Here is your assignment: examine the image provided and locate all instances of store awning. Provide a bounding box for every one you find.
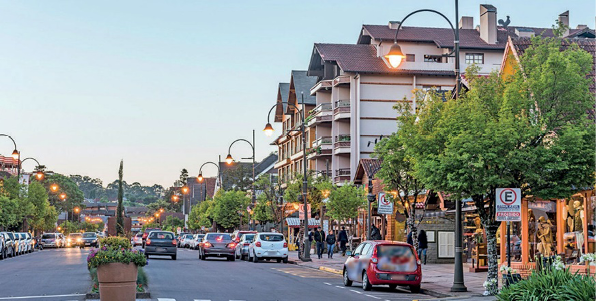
[285,218,320,228]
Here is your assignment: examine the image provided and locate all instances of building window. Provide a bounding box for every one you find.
[438,231,455,258]
[406,54,415,62]
[465,53,484,64]
[424,55,443,63]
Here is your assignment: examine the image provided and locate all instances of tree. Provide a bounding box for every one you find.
[403,37,595,293]
[326,184,365,231]
[116,160,125,235]
[161,216,184,232]
[44,173,85,218]
[26,181,55,235]
[253,194,275,224]
[212,190,250,230]
[374,98,427,250]
[283,171,328,213]
[179,169,189,186]
[222,163,253,191]
[0,196,19,230]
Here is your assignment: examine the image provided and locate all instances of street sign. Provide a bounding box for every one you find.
[496,188,521,222]
[298,204,311,220]
[377,192,393,215]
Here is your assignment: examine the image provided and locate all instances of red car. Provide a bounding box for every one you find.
[343,240,421,293]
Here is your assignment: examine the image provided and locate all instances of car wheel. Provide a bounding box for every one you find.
[362,272,372,291]
[230,255,236,262]
[252,252,259,263]
[343,269,353,287]
[389,284,397,290]
[283,257,288,264]
[409,285,421,293]
[276,258,282,263]
[172,255,177,260]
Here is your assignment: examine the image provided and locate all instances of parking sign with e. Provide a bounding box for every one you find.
[496,188,521,221]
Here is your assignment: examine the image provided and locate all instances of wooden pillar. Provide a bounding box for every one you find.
[500,221,506,264]
[556,199,565,255]
[521,199,529,264]
[583,191,591,254]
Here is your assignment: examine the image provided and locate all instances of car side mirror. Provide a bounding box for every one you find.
[346,251,353,257]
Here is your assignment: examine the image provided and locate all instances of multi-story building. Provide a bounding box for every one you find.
[272,70,318,186]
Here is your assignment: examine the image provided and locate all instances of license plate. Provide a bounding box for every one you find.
[157,248,166,252]
[390,274,407,281]
[85,243,91,246]
[267,251,277,255]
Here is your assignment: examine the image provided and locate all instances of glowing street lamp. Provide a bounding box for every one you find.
[225,154,234,165]
[35,171,44,180]
[171,195,179,202]
[159,208,164,213]
[74,207,80,213]
[384,43,405,68]
[263,123,274,137]
[11,149,19,160]
[59,192,67,200]
[50,184,59,192]
[181,186,189,194]
[197,172,204,183]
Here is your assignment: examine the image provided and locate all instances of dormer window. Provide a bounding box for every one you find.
[465,53,484,64]
[406,54,415,62]
[424,55,443,63]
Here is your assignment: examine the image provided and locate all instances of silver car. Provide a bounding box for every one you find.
[41,233,61,248]
[190,234,205,250]
[235,233,255,260]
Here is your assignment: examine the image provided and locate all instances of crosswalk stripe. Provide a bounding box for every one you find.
[158,299,177,301]
[194,300,211,301]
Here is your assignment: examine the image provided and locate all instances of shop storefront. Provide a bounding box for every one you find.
[498,189,595,277]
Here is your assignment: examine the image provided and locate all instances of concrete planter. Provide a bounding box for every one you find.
[97,263,137,301]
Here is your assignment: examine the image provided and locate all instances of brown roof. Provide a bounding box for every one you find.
[313,43,455,76]
[511,38,596,120]
[353,158,383,183]
[361,25,507,50]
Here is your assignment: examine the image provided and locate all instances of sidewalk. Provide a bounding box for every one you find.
[288,251,496,300]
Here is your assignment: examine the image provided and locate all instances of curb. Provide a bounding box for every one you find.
[419,289,452,298]
[319,266,343,275]
[85,292,150,299]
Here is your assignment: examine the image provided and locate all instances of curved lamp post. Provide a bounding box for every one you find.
[384,0,465,292]
[198,161,221,202]
[21,157,44,181]
[264,93,310,261]
[226,131,256,222]
[0,134,20,178]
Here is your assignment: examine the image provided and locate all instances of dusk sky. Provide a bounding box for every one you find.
[1,0,593,187]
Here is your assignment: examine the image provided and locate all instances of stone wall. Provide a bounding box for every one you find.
[418,216,455,264]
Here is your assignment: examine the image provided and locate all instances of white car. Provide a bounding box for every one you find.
[248,232,289,263]
[131,233,143,246]
[190,234,205,250]
[180,234,195,248]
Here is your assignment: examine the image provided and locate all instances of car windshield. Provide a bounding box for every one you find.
[149,232,174,239]
[260,234,284,241]
[185,234,193,238]
[243,234,255,241]
[42,234,55,239]
[375,245,417,272]
[206,234,231,241]
[83,233,96,238]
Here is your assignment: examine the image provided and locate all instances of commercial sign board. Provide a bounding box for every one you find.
[496,188,521,222]
[299,204,311,220]
[377,192,394,215]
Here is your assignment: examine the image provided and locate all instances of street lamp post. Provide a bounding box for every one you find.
[384,0,466,292]
[264,93,310,261]
[21,157,44,181]
[226,130,256,229]
[0,134,20,178]
[198,161,221,202]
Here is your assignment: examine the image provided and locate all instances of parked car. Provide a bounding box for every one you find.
[1,232,16,257]
[14,233,25,255]
[145,231,177,260]
[176,232,190,247]
[343,241,421,293]
[67,233,84,248]
[41,233,60,248]
[0,232,5,259]
[21,233,34,253]
[235,233,255,260]
[82,232,99,247]
[180,234,195,248]
[231,230,257,243]
[198,233,236,261]
[190,234,205,250]
[131,233,143,247]
[248,232,288,263]
[142,228,161,248]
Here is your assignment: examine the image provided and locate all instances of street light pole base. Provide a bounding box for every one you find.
[450,284,468,292]
[299,256,312,262]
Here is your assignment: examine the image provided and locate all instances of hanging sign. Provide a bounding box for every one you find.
[496,188,521,222]
[377,192,393,215]
[298,204,311,220]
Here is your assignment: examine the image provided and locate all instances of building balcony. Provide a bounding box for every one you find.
[274,157,291,169]
[312,136,332,148]
[334,134,351,154]
[290,150,304,161]
[313,170,332,179]
[307,147,332,160]
[334,100,350,120]
[306,103,333,127]
[334,168,351,183]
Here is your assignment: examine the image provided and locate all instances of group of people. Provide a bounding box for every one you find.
[304,227,349,259]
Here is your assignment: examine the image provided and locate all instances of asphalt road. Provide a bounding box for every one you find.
[145,248,426,301]
[0,247,89,300]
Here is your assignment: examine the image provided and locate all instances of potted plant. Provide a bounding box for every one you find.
[580,253,596,276]
[87,237,147,301]
[500,264,521,287]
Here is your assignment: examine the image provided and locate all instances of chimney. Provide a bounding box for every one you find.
[479,4,497,44]
[558,11,569,36]
[459,16,474,29]
[576,25,588,30]
[515,28,535,38]
[388,21,400,30]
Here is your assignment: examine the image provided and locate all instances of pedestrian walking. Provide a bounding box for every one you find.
[418,229,428,265]
[371,224,382,240]
[326,230,336,258]
[314,228,324,259]
[338,226,348,256]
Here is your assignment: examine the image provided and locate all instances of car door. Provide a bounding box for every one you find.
[359,243,374,280]
[347,243,367,281]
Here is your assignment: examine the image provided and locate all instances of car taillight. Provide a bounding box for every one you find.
[172,240,177,245]
[283,242,287,248]
[256,241,261,247]
[146,239,151,245]
[204,242,212,248]
[243,243,249,246]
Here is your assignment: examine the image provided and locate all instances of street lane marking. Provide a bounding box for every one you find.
[350,289,363,294]
[0,294,86,300]
[194,300,211,301]
[365,295,380,299]
[324,282,332,285]
[158,299,177,301]
[335,285,345,289]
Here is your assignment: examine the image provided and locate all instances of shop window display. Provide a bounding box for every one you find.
[528,202,556,261]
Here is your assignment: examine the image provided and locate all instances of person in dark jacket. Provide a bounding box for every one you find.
[338,227,348,256]
[418,230,428,265]
[407,230,413,246]
[313,228,324,259]
[326,230,336,258]
[371,224,382,240]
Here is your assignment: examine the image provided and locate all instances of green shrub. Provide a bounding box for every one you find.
[497,268,595,301]
[99,237,131,250]
[87,247,146,269]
